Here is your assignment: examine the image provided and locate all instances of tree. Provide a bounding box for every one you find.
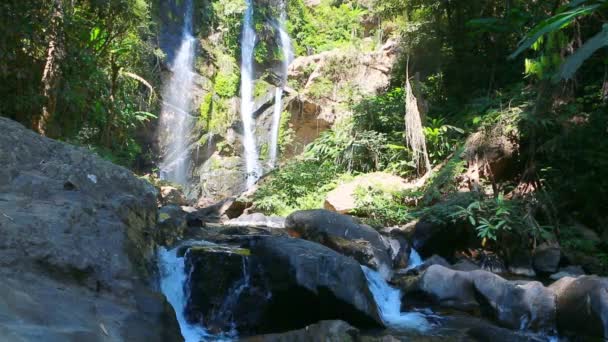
[33,0,65,136]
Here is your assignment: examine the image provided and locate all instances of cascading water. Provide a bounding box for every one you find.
[158,247,209,342]
[158,0,196,186]
[362,266,432,332]
[268,3,294,168]
[407,248,423,270]
[240,0,262,188]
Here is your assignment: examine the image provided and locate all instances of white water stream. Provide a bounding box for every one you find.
[268,3,293,168]
[159,0,196,186]
[362,266,432,332]
[240,0,262,189]
[158,247,209,342]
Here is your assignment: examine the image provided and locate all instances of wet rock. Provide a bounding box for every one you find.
[0,117,180,341]
[471,270,556,332]
[244,320,359,342]
[184,245,270,335]
[157,205,187,246]
[508,252,536,277]
[389,235,411,269]
[550,275,608,339]
[401,265,556,332]
[533,245,562,274]
[246,236,384,330]
[285,210,392,275]
[408,265,479,312]
[183,236,383,335]
[159,186,188,206]
[549,265,585,281]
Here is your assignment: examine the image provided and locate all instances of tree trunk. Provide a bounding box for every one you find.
[34,0,65,136]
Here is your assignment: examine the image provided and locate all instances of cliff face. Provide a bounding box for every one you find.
[152,0,399,202]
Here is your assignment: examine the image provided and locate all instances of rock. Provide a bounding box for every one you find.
[533,244,562,274]
[0,117,180,341]
[246,236,384,330]
[401,265,556,332]
[184,245,270,335]
[226,213,286,229]
[285,210,392,275]
[411,219,476,259]
[508,252,536,277]
[159,186,188,206]
[243,320,360,342]
[452,259,481,272]
[183,236,383,335]
[409,255,452,274]
[187,197,251,224]
[470,270,556,332]
[549,275,608,339]
[549,265,585,281]
[157,205,187,246]
[324,172,411,214]
[409,265,479,312]
[388,235,411,269]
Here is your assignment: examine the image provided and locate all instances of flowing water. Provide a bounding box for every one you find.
[268,3,293,168]
[240,0,262,188]
[159,0,196,186]
[361,266,432,332]
[158,247,209,342]
[407,248,423,270]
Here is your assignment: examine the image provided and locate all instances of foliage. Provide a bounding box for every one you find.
[452,194,554,247]
[0,0,159,167]
[353,186,413,228]
[287,0,366,55]
[253,159,343,216]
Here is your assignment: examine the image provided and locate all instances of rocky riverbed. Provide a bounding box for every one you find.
[3,116,608,342]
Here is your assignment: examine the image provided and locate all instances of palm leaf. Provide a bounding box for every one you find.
[557,24,608,80]
[509,4,602,59]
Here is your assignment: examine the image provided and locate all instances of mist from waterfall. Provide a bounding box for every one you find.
[240,0,261,189]
[159,0,196,187]
[268,3,294,168]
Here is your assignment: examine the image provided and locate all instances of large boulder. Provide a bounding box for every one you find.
[470,270,555,332]
[246,237,383,330]
[184,245,270,335]
[157,205,187,246]
[549,276,608,339]
[400,265,556,332]
[285,210,393,275]
[182,236,383,336]
[0,117,181,341]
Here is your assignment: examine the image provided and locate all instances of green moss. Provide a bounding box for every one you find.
[214,71,239,98]
[254,79,271,98]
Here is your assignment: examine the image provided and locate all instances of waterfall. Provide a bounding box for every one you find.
[159,0,196,187]
[158,247,209,342]
[240,0,261,188]
[362,266,431,332]
[407,248,423,270]
[268,4,293,168]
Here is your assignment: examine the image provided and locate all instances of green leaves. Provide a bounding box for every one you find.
[558,24,608,80]
[510,3,602,60]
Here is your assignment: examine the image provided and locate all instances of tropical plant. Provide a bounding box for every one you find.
[510,0,608,81]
